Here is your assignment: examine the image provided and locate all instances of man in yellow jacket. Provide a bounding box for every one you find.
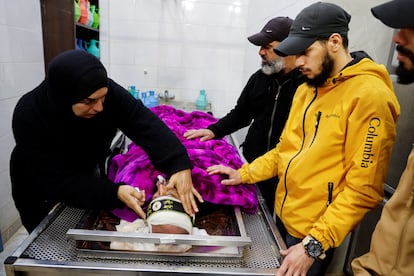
[207,2,400,275]
[352,0,414,275]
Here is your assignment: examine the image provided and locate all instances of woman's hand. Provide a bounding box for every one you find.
[117,185,146,219]
[167,169,203,215]
[206,164,242,185]
[184,129,215,141]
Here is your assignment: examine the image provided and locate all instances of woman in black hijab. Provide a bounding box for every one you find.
[10,50,202,233]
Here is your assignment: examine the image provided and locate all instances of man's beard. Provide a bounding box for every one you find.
[395,45,414,84]
[261,57,285,75]
[304,51,334,88]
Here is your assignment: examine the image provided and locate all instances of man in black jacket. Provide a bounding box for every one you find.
[10,50,202,233]
[184,17,304,210]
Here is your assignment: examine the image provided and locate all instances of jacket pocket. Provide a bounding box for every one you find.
[326,182,333,206]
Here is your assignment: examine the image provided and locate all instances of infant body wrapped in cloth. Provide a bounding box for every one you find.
[110,177,203,252]
[108,105,258,252]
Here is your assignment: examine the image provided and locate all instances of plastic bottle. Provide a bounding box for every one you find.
[85,39,100,59]
[74,0,81,22]
[92,7,100,29]
[88,4,95,27]
[0,231,3,252]
[196,89,208,110]
[128,86,139,100]
[79,0,89,25]
[141,91,148,107]
[147,90,159,108]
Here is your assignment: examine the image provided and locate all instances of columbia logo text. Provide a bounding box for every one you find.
[361,118,380,168]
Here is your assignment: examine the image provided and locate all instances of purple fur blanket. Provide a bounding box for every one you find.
[108,105,258,221]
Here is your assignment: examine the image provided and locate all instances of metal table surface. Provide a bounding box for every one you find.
[4,196,285,276]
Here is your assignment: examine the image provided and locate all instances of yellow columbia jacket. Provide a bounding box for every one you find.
[239,53,400,251]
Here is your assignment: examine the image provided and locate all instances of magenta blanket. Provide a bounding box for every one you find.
[108,105,258,221]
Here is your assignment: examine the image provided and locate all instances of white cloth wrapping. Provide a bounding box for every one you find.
[146,195,194,235]
[109,218,208,252]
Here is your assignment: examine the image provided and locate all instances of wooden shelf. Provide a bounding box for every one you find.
[40,0,100,73]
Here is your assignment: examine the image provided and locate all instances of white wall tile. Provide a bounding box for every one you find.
[108,0,138,20]
[0,27,43,63]
[0,0,42,239]
[0,134,14,174]
[158,43,183,68]
[2,0,42,31]
[0,63,44,99]
[0,98,18,138]
[180,68,204,90]
[110,40,138,65]
[158,67,187,89]
[0,0,6,25]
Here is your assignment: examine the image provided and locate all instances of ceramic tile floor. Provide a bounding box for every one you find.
[0,227,29,276]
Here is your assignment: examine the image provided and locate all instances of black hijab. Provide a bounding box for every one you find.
[47,50,108,110]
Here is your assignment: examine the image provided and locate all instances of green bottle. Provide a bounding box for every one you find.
[196,89,208,110]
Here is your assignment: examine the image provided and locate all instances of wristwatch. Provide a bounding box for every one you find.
[302,235,326,260]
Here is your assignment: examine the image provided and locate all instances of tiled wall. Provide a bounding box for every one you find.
[0,0,394,244]
[0,0,44,242]
[101,0,393,117]
[100,0,251,117]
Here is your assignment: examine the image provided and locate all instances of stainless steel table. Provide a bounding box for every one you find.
[4,197,285,276]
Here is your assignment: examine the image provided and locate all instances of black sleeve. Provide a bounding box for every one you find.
[208,72,259,138]
[107,80,192,176]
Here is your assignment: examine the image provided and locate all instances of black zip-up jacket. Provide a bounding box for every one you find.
[208,68,304,162]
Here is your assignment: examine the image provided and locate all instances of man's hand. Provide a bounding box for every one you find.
[184,129,215,141]
[167,169,203,215]
[206,164,242,185]
[117,185,146,219]
[276,242,314,276]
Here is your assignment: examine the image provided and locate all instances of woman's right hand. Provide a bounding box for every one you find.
[117,185,146,219]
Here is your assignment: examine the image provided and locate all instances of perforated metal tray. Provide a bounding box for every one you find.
[67,204,251,261]
[5,197,286,276]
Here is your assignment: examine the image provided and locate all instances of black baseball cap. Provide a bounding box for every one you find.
[248,16,293,46]
[275,2,351,57]
[371,0,414,28]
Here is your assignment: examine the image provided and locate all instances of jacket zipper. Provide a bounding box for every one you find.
[280,89,318,218]
[267,78,291,151]
[309,111,322,147]
[326,182,333,206]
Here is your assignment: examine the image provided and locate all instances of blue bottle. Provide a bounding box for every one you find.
[141,91,148,107]
[196,89,208,110]
[0,231,3,252]
[147,90,159,108]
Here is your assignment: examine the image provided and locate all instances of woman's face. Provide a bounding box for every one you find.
[71,87,107,118]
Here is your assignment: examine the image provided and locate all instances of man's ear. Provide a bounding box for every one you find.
[328,33,343,53]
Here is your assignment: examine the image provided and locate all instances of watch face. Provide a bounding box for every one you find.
[306,240,323,258]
